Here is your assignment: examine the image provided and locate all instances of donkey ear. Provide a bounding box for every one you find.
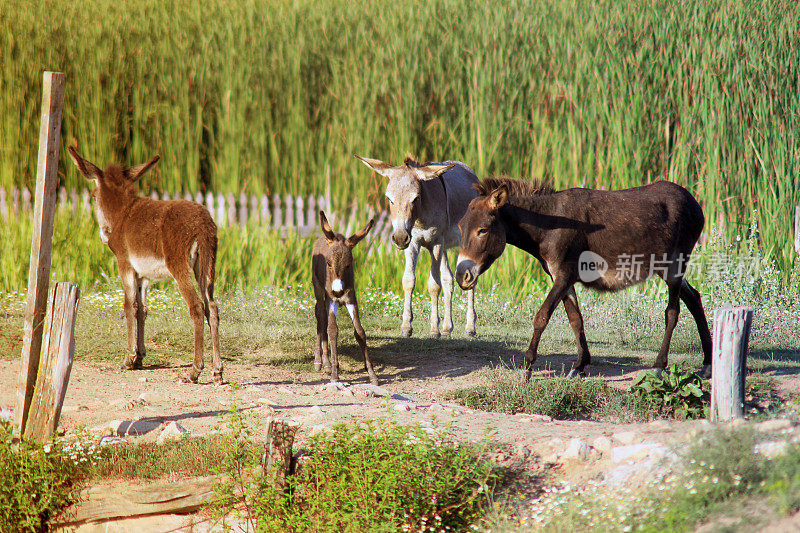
[319,210,337,243]
[487,185,508,211]
[124,155,160,182]
[345,217,375,248]
[67,145,103,182]
[355,155,395,179]
[418,163,455,180]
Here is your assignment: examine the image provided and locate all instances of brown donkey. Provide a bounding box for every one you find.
[455,177,713,380]
[68,146,222,383]
[312,211,377,385]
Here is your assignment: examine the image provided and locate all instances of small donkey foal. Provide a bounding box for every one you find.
[312,211,377,385]
[68,145,222,383]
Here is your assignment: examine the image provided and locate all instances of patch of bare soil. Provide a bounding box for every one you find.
[1,349,798,532]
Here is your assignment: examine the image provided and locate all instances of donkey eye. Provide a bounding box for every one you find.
[476,228,488,237]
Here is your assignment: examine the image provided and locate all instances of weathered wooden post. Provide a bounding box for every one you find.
[24,283,80,441]
[14,71,65,437]
[711,307,753,422]
[794,206,799,257]
[261,419,300,491]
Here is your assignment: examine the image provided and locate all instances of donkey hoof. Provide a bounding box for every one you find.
[440,330,452,338]
[429,332,441,339]
[566,368,586,379]
[314,362,323,372]
[696,365,712,380]
[465,329,477,338]
[400,328,413,338]
[212,372,224,385]
[188,372,200,384]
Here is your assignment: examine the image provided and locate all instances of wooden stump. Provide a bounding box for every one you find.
[261,419,300,490]
[24,282,80,441]
[711,307,753,422]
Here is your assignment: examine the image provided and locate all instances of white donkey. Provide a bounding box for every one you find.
[356,155,479,337]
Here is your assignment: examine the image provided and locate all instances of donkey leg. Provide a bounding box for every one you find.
[134,278,150,367]
[439,247,455,337]
[119,265,140,370]
[523,278,572,380]
[314,298,330,372]
[680,279,713,376]
[327,301,340,382]
[346,299,378,385]
[465,287,477,337]
[400,242,420,337]
[655,279,682,370]
[204,285,223,383]
[562,287,590,376]
[173,271,206,383]
[427,245,443,338]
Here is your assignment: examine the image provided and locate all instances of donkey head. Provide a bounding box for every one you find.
[355,155,453,249]
[68,145,160,244]
[455,185,509,290]
[319,210,375,299]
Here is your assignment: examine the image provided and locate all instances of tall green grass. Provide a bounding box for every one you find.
[0,0,798,268]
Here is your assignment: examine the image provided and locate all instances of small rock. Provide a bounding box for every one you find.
[532,414,554,423]
[0,407,13,421]
[648,419,671,430]
[138,392,162,403]
[138,376,148,383]
[730,418,748,427]
[592,436,614,454]
[611,442,666,463]
[310,424,330,437]
[340,388,354,397]
[757,419,794,433]
[320,382,349,392]
[612,431,639,445]
[99,435,125,447]
[429,403,445,412]
[277,386,294,394]
[157,422,188,444]
[308,405,323,416]
[351,384,392,397]
[754,440,788,458]
[393,403,413,412]
[391,393,419,402]
[562,438,595,461]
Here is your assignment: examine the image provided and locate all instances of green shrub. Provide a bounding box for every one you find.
[447,368,655,422]
[0,421,96,532]
[631,363,710,419]
[254,420,499,533]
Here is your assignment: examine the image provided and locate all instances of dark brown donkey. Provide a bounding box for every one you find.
[312,211,378,385]
[455,177,713,379]
[68,146,222,383]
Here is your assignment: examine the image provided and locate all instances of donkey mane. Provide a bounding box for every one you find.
[404,156,425,168]
[474,176,555,197]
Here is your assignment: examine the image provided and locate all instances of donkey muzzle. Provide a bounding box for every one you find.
[455,257,479,290]
[392,229,411,249]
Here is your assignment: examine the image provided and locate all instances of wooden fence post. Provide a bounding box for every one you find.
[711,307,753,422]
[261,419,300,490]
[23,283,80,442]
[14,71,65,437]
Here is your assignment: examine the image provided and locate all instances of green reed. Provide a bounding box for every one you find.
[0,0,798,271]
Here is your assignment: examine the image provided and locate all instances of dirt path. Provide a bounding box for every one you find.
[0,354,704,466]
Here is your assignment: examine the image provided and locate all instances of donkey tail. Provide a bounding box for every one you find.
[194,229,218,309]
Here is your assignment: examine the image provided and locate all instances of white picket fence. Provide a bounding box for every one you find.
[0,186,395,250]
